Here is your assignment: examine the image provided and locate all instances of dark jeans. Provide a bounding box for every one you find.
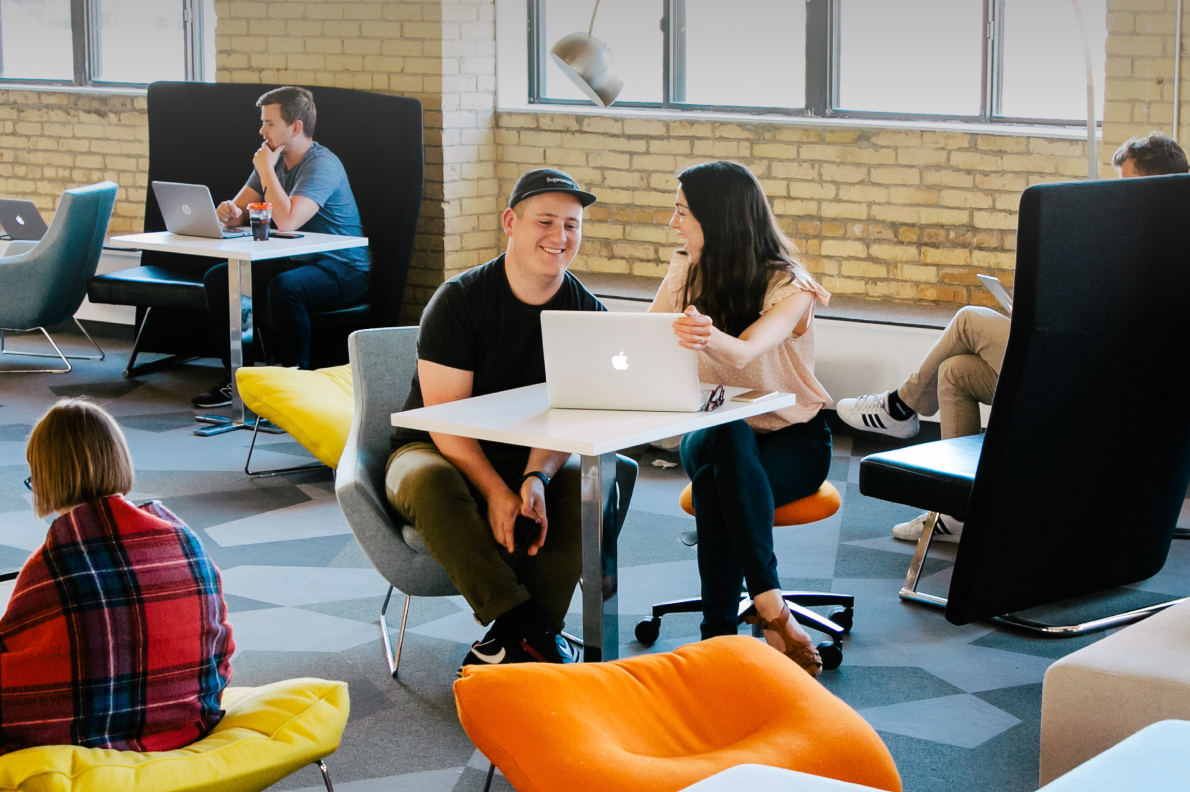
[203,257,368,370]
[680,414,832,640]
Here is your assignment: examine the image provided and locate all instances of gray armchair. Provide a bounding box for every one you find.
[336,326,638,679]
[0,181,117,373]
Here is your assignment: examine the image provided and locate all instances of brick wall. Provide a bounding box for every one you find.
[1102,0,1189,165]
[494,115,1092,306]
[214,0,497,321]
[9,3,1178,316]
[0,90,147,234]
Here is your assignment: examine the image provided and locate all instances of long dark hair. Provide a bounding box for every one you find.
[678,161,802,338]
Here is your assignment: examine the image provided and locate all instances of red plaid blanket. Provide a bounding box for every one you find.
[0,496,234,753]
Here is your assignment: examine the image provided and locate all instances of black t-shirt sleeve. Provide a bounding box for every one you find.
[416,281,479,372]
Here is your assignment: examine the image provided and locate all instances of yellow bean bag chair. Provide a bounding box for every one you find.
[454,636,900,792]
[0,678,349,792]
[237,366,354,468]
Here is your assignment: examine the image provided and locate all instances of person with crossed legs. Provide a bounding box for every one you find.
[836,131,1189,544]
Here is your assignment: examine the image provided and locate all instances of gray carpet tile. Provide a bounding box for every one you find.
[2,333,1188,792]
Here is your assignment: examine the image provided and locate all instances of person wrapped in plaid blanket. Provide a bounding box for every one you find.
[0,399,234,754]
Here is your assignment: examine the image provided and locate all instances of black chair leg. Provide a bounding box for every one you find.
[123,307,198,379]
[482,761,496,792]
[637,591,854,654]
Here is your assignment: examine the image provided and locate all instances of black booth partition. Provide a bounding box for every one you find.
[132,81,424,364]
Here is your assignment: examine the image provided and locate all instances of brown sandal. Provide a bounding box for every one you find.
[744,603,824,677]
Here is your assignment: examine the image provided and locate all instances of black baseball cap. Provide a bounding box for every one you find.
[508,168,597,209]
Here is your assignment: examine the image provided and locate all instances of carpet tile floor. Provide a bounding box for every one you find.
[1,325,1188,792]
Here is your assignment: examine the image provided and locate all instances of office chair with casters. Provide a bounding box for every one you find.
[0,181,117,374]
[635,481,853,670]
[860,175,1190,635]
[335,327,639,678]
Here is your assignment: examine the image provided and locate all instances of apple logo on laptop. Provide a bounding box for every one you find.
[611,352,628,371]
[14,215,24,226]
[182,204,192,215]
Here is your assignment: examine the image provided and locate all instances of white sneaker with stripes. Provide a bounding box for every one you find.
[892,512,964,544]
[836,392,920,439]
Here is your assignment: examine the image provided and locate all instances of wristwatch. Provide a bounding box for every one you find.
[520,471,551,488]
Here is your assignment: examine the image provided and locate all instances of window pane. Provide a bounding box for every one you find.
[543,0,663,104]
[0,0,73,81]
[683,0,805,109]
[94,0,184,83]
[1000,0,1106,121]
[838,0,983,116]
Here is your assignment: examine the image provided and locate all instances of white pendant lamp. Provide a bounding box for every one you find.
[549,0,624,107]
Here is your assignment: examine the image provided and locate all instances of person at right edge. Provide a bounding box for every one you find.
[649,161,833,677]
[836,131,1189,546]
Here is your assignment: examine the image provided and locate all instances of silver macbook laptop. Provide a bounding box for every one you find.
[541,311,705,411]
[152,181,250,239]
[0,199,48,241]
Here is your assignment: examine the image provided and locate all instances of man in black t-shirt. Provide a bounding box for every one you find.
[387,169,610,669]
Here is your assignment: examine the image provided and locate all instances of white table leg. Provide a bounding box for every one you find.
[195,254,258,436]
[580,452,619,661]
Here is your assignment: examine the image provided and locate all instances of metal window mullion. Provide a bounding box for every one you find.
[665,0,686,107]
[987,0,1006,121]
[805,0,832,116]
[184,0,204,82]
[527,0,545,102]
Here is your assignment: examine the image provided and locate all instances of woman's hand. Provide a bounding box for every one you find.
[673,305,715,350]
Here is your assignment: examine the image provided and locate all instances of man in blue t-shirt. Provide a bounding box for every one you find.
[194,86,368,408]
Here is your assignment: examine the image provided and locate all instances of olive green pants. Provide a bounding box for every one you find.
[384,442,582,631]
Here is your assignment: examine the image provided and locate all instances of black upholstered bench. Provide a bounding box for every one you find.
[87,263,208,378]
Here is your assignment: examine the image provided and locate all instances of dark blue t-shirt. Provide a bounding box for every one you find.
[246,141,368,271]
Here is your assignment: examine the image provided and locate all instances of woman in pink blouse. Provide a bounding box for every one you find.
[648,161,833,676]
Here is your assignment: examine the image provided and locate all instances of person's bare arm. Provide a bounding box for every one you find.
[673,290,816,370]
[648,273,675,313]
[518,448,573,556]
[216,185,261,228]
[250,143,321,231]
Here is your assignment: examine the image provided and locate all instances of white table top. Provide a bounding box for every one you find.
[390,384,797,456]
[109,231,368,261]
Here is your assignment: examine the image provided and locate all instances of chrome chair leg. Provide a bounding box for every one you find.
[316,759,335,791]
[380,585,411,680]
[898,511,1186,634]
[0,327,71,372]
[243,416,328,477]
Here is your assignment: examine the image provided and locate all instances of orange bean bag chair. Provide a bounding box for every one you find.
[454,635,901,792]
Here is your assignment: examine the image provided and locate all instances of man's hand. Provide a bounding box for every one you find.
[519,477,549,556]
[486,485,522,554]
[252,141,285,175]
[216,200,243,227]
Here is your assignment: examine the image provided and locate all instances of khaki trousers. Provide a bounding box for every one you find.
[384,442,582,631]
[898,306,1010,440]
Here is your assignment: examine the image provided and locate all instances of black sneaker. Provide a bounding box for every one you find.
[192,379,233,409]
[519,627,578,664]
[459,628,533,674]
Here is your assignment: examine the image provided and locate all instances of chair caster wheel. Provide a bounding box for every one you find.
[679,531,698,547]
[635,618,661,645]
[828,607,853,633]
[818,642,843,671]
